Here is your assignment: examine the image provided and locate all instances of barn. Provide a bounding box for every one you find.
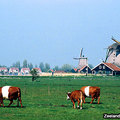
[92,62,120,75]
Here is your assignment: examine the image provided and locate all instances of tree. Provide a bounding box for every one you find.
[12,61,21,70]
[53,66,59,71]
[15,61,21,70]
[30,69,39,81]
[35,64,38,68]
[61,64,72,72]
[23,59,28,68]
[28,63,33,70]
[45,63,50,72]
[39,62,44,72]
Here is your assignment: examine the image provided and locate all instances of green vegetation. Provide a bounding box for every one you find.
[30,69,39,81]
[0,76,120,120]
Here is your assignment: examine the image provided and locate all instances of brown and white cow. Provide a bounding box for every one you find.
[80,86,100,104]
[0,86,22,107]
[67,90,83,109]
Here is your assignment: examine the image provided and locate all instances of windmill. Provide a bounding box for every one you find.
[105,37,120,67]
[74,48,88,69]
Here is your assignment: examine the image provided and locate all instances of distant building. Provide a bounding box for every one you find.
[33,68,42,73]
[74,48,88,69]
[21,68,30,75]
[54,71,65,73]
[71,68,78,73]
[92,62,120,75]
[0,67,8,75]
[48,69,54,73]
[105,37,120,67]
[71,66,92,74]
[9,68,19,75]
[78,65,92,74]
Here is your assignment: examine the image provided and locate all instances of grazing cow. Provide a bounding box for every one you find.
[80,86,100,104]
[0,86,22,107]
[67,90,83,109]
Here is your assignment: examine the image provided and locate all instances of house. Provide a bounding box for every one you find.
[71,68,78,73]
[48,69,54,73]
[54,71,65,73]
[71,66,92,74]
[9,68,19,75]
[92,62,120,75]
[78,65,92,74]
[21,68,30,75]
[33,68,42,73]
[0,67,8,75]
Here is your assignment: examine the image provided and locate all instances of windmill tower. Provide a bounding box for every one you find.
[74,48,88,69]
[105,37,120,67]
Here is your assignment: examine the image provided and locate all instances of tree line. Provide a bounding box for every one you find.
[0,59,74,72]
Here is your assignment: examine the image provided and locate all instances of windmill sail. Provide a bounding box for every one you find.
[80,48,83,57]
[112,37,120,45]
[74,48,88,69]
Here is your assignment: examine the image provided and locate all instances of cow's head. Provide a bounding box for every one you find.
[66,92,71,100]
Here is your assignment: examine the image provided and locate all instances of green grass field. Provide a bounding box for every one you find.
[0,76,120,120]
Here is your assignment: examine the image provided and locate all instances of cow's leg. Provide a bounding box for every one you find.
[18,97,22,108]
[83,95,86,103]
[71,100,75,109]
[0,98,4,107]
[97,96,100,104]
[8,100,13,107]
[17,99,19,107]
[80,93,83,109]
[95,97,97,101]
[0,98,2,107]
[77,99,80,108]
[90,97,94,104]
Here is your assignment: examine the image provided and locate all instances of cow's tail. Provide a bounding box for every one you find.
[96,87,100,104]
[17,88,23,107]
[96,87,100,97]
[18,88,21,98]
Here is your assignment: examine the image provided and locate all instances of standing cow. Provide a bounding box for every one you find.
[80,86,100,104]
[0,86,22,107]
[67,90,83,109]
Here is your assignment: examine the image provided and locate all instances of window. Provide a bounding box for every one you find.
[103,65,105,69]
[99,65,102,69]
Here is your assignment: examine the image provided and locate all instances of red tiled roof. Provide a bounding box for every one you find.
[79,65,86,71]
[0,67,8,72]
[33,68,41,72]
[49,69,54,72]
[73,68,77,72]
[21,68,30,73]
[9,68,19,72]
[55,71,65,73]
[104,63,120,71]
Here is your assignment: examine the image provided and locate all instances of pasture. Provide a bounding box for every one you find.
[0,76,120,120]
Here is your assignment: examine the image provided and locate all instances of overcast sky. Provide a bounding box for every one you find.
[0,0,120,68]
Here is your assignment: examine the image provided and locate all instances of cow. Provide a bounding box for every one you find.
[67,90,83,109]
[0,86,22,107]
[80,86,100,104]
